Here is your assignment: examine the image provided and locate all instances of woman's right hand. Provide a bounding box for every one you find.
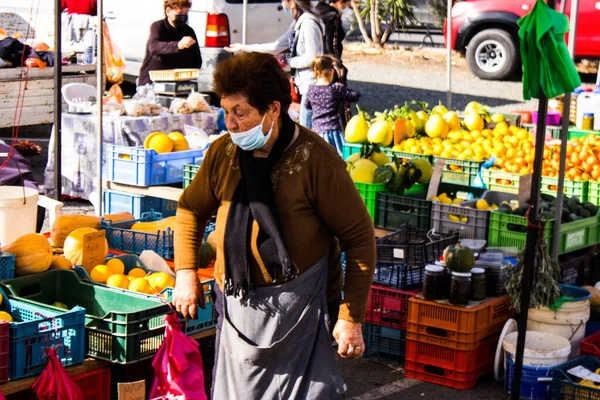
[224,43,243,53]
[173,269,205,320]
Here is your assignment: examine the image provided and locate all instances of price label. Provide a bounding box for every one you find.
[81,230,107,272]
[426,158,445,201]
[393,248,405,260]
[518,174,532,205]
[118,380,145,400]
[565,230,585,250]
[568,366,600,383]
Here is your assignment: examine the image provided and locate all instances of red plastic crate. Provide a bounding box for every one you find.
[365,285,420,330]
[581,330,600,358]
[405,335,499,373]
[0,321,8,384]
[73,367,111,400]
[404,360,492,390]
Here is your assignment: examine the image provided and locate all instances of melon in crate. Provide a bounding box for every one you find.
[1,233,52,276]
[63,228,109,273]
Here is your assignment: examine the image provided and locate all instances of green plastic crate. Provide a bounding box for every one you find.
[355,182,386,221]
[1,270,174,364]
[487,211,600,255]
[183,163,200,189]
[480,169,520,194]
[566,128,600,139]
[589,181,600,206]
[342,143,432,163]
[432,157,483,187]
[375,192,431,231]
[481,169,589,201]
[540,177,588,202]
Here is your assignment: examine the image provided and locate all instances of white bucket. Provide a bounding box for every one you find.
[503,331,571,367]
[527,298,590,358]
[0,186,39,246]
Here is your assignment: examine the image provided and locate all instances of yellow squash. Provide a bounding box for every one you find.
[2,233,52,276]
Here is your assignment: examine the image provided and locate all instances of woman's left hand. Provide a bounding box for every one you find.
[332,319,365,359]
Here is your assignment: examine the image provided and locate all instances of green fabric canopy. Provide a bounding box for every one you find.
[518,0,581,100]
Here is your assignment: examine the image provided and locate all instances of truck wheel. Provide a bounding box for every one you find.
[466,29,519,80]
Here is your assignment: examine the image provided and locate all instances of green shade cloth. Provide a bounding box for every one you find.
[518,0,581,100]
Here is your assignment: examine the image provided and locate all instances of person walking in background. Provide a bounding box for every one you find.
[305,55,360,155]
[225,0,323,129]
[315,0,345,59]
[138,0,202,86]
[330,0,354,34]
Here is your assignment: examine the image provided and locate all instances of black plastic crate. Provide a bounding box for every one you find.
[363,323,407,364]
[373,262,424,290]
[375,192,432,231]
[559,247,594,286]
[551,356,600,400]
[376,225,459,265]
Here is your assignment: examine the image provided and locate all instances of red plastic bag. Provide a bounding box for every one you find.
[150,313,207,400]
[31,348,83,400]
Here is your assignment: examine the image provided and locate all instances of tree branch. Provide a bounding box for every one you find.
[353,1,373,45]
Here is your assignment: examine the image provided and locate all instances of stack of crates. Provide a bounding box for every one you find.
[363,285,419,364]
[404,295,513,389]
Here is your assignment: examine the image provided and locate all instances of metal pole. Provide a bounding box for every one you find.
[446,0,452,108]
[511,3,555,398]
[242,0,248,46]
[96,0,103,217]
[552,0,579,261]
[54,0,62,200]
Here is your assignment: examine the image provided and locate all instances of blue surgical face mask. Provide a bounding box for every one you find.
[282,2,293,17]
[230,114,274,151]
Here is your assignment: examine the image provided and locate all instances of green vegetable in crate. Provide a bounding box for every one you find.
[505,219,560,314]
[443,241,475,273]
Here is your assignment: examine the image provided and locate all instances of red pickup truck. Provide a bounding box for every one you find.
[446,0,600,80]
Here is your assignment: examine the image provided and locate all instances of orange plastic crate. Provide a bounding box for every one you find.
[406,321,506,350]
[407,295,512,337]
[73,367,111,400]
[405,335,499,373]
[365,285,420,330]
[404,360,492,390]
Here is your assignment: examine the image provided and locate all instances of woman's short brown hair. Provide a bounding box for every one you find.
[164,0,192,11]
[213,52,292,114]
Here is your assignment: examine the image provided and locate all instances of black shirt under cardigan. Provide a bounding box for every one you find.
[138,18,202,86]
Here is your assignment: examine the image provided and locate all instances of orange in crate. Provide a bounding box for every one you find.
[406,295,512,349]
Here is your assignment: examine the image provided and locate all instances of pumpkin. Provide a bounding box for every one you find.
[1,233,52,276]
[50,255,73,270]
[63,227,109,273]
[443,241,475,273]
[198,241,216,268]
[50,214,100,247]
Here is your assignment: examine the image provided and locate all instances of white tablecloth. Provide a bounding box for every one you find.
[44,111,219,200]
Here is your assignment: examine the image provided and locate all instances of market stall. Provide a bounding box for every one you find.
[43,109,219,201]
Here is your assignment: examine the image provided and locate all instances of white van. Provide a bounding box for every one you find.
[0,0,293,93]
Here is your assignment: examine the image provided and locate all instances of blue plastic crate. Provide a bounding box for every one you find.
[0,253,15,281]
[551,356,600,400]
[103,189,178,219]
[0,287,85,380]
[101,211,174,259]
[106,144,206,186]
[363,323,406,364]
[373,262,424,290]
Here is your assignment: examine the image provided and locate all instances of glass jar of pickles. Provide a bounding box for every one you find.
[583,113,595,131]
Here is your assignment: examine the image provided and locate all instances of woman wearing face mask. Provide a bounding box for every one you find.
[225,0,324,130]
[138,0,202,87]
[173,52,375,399]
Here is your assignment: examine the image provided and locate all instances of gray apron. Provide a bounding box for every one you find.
[213,254,346,400]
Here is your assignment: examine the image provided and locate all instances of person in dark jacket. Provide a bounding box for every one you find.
[315,0,345,59]
[138,0,202,87]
